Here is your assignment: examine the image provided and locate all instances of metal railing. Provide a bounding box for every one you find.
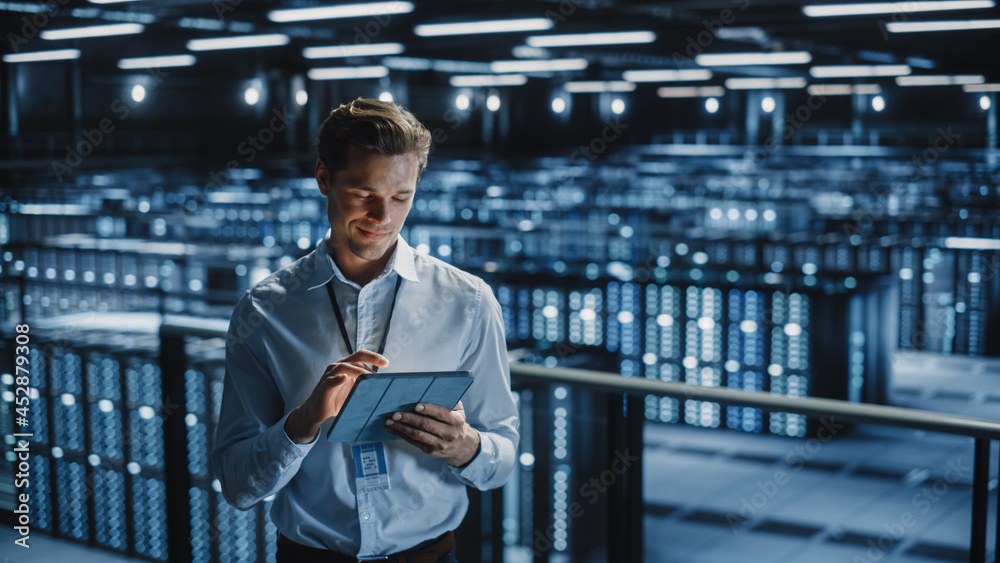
[509,362,1000,563]
[158,321,1000,563]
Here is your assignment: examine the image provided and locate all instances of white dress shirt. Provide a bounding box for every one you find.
[212,232,519,558]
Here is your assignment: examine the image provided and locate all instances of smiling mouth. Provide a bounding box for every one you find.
[358,227,390,240]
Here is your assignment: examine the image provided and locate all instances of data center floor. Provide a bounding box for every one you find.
[641,351,1000,563]
[2,352,998,563]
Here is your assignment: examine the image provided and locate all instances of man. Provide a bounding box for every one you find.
[212,98,519,563]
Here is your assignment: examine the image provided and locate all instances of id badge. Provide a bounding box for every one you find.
[351,442,391,493]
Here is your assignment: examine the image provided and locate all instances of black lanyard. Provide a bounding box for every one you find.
[325,276,403,372]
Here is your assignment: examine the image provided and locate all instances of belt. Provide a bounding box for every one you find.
[277,531,455,563]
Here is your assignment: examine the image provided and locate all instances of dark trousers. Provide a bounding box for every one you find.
[276,532,458,563]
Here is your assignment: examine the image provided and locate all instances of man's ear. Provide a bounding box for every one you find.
[315,158,330,196]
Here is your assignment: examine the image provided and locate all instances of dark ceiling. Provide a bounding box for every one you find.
[3,0,998,82]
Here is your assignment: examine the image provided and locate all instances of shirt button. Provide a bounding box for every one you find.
[362,511,371,520]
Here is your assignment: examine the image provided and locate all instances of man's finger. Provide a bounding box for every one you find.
[323,363,371,380]
[386,426,434,454]
[410,402,458,423]
[386,418,443,448]
[341,350,389,367]
[388,412,452,441]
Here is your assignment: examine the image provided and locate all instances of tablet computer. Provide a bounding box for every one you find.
[326,371,474,443]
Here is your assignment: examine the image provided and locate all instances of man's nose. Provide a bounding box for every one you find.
[367,199,390,224]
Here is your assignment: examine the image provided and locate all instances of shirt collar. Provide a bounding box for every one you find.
[308,229,419,291]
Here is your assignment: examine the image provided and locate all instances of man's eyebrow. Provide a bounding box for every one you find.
[347,186,416,194]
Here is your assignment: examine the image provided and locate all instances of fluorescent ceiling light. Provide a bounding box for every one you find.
[695,52,812,66]
[270,2,413,22]
[943,237,1000,250]
[963,83,1000,92]
[187,34,290,51]
[886,18,1000,31]
[526,31,656,47]
[3,49,80,63]
[89,0,145,3]
[724,77,808,89]
[622,69,712,82]
[490,58,588,73]
[308,66,389,80]
[449,74,528,87]
[382,56,492,73]
[1,2,55,12]
[303,43,404,59]
[806,83,882,95]
[809,64,911,77]
[803,1,993,17]
[40,23,144,40]
[657,86,726,98]
[178,17,226,31]
[564,81,636,93]
[896,74,985,85]
[117,54,196,69]
[414,18,552,37]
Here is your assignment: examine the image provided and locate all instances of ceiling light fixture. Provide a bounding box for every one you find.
[724,77,808,89]
[40,23,144,40]
[302,43,404,59]
[307,66,389,80]
[809,64,911,77]
[657,86,726,97]
[269,2,414,22]
[414,18,553,37]
[564,81,636,93]
[526,31,656,47]
[622,69,712,82]
[886,18,1000,31]
[449,74,529,87]
[695,52,812,66]
[490,59,588,73]
[3,49,81,63]
[187,34,290,51]
[117,54,196,69]
[803,1,994,17]
[895,74,985,85]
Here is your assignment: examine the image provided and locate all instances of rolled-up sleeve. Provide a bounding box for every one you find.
[211,292,319,510]
[449,280,519,490]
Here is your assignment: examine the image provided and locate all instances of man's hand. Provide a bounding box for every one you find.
[284,350,389,444]
[384,401,481,467]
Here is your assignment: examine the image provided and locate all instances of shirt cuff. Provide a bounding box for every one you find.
[275,410,320,460]
[449,431,496,483]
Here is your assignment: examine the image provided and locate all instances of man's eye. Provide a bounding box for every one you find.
[392,197,410,203]
[352,194,372,200]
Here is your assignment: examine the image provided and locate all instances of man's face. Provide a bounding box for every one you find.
[316,147,419,263]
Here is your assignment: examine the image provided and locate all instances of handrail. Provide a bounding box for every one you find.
[156,320,1000,441]
[509,363,1000,441]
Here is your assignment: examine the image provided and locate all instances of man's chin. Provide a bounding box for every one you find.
[349,239,393,262]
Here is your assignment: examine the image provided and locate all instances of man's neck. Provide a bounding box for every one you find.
[328,240,396,286]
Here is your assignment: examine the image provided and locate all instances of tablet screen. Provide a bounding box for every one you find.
[326,371,474,443]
